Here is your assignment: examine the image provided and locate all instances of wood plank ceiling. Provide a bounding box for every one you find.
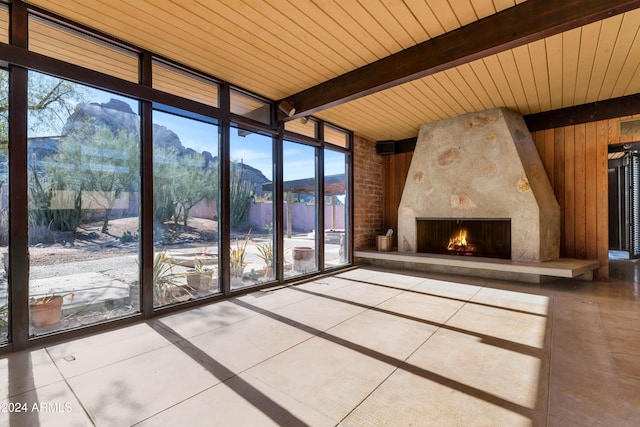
[25,0,640,142]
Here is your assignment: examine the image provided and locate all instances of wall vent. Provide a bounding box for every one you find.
[620,119,640,137]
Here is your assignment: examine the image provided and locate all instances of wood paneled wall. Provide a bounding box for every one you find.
[381,115,640,280]
[382,152,412,249]
[531,122,609,278]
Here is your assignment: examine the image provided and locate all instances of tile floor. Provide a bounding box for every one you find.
[1,264,639,426]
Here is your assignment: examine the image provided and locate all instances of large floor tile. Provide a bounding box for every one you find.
[246,336,397,421]
[234,286,315,311]
[272,294,366,332]
[0,349,63,400]
[325,281,404,307]
[47,322,177,378]
[619,375,640,424]
[376,289,465,325]
[152,299,258,339]
[551,299,617,373]
[341,368,543,427]
[185,314,313,373]
[67,344,221,426]
[138,373,335,427]
[325,309,436,360]
[0,381,93,427]
[411,277,482,301]
[548,363,629,426]
[355,270,430,290]
[613,352,640,379]
[470,286,551,315]
[405,328,547,411]
[332,267,380,282]
[446,301,550,349]
[292,276,354,294]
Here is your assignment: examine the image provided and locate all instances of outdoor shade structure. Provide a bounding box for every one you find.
[263,173,346,238]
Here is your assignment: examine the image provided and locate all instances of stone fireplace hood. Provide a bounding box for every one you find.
[398,108,560,262]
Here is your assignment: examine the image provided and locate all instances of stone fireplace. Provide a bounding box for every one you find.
[398,108,560,262]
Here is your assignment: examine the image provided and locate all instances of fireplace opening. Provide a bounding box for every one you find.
[417,218,511,259]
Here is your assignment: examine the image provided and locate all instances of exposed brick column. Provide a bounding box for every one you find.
[353,134,383,249]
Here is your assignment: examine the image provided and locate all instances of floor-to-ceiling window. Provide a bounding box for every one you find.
[27,72,141,335]
[152,110,220,307]
[324,148,348,269]
[0,4,352,350]
[229,126,275,289]
[283,139,318,278]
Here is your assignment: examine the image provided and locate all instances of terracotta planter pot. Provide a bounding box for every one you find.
[30,296,64,327]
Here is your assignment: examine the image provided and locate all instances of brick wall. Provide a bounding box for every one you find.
[353,134,383,249]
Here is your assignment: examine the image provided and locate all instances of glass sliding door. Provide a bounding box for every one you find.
[324,149,348,268]
[229,126,275,289]
[153,110,219,307]
[27,72,141,335]
[283,140,318,278]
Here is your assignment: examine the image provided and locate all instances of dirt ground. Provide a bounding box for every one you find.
[26,217,220,266]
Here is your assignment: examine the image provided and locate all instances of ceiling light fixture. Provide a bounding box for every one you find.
[278,100,296,117]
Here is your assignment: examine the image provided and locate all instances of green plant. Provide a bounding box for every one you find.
[28,164,84,232]
[153,251,191,304]
[120,230,139,243]
[230,161,254,228]
[230,231,251,278]
[264,222,273,235]
[256,241,273,268]
[0,302,7,327]
[193,262,212,274]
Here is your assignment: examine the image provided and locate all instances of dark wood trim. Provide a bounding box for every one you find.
[9,0,27,49]
[346,135,354,265]
[7,0,29,350]
[524,93,640,132]
[0,42,223,120]
[219,83,231,296]
[282,0,640,119]
[275,126,284,284]
[377,94,640,149]
[140,51,154,317]
[376,137,418,155]
[317,128,325,272]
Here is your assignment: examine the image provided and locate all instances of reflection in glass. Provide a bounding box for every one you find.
[324,149,348,268]
[324,124,349,148]
[229,128,275,289]
[153,110,219,307]
[0,68,7,343]
[27,71,140,335]
[283,140,317,278]
[230,89,270,124]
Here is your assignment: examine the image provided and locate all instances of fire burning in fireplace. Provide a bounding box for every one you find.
[447,228,476,255]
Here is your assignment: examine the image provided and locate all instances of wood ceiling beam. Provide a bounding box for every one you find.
[375,93,640,152]
[524,93,640,131]
[280,0,640,119]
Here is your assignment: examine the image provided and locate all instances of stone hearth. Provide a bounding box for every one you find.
[398,108,560,262]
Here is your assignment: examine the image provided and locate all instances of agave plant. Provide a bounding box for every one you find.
[153,251,190,304]
[230,231,251,278]
[256,241,273,268]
